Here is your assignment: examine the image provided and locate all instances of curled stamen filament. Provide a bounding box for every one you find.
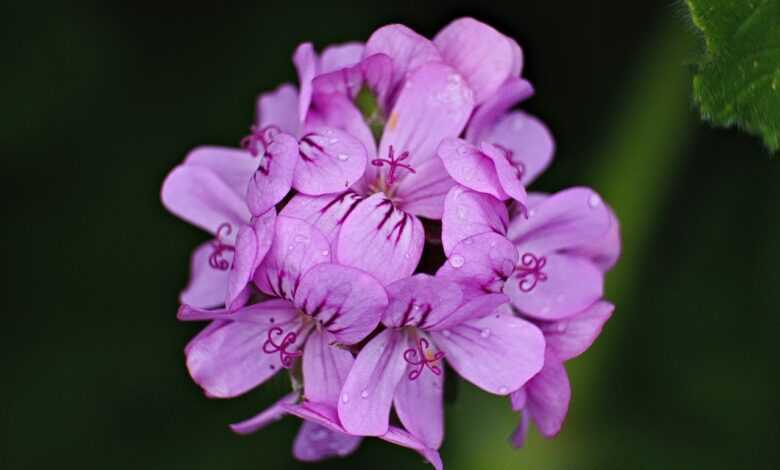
[403,338,444,381]
[371,145,415,185]
[516,252,548,292]
[208,223,235,271]
[240,125,281,157]
[262,327,302,368]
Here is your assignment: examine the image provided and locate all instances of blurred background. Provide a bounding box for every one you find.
[2,1,779,469]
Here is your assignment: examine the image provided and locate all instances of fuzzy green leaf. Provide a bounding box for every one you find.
[687,0,780,152]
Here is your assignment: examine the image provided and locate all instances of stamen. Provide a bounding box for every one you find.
[371,145,415,185]
[403,338,445,381]
[516,252,548,292]
[262,326,302,368]
[240,125,280,157]
[208,223,235,271]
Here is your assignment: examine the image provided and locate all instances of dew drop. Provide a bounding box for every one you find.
[360,389,369,399]
[337,153,350,161]
[321,250,330,257]
[341,393,349,403]
[450,255,465,268]
[480,328,491,338]
[555,322,568,334]
[294,234,309,243]
[588,194,601,208]
[442,330,451,337]
[457,206,467,219]
[287,245,295,251]
[464,238,474,245]
[528,209,536,217]
[498,386,508,394]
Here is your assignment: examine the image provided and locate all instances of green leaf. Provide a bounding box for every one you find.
[687,0,780,152]
[355,86,385,143]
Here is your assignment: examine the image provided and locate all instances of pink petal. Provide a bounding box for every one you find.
[437,138,508,201]
[279,191,364,247]
[508,37,524,77]
[336,193,424,285]
[182,145,259,198]
[225,209,276,310]
[254,216,331,300]
[180,242,229,309]
[380,427,443,470]
[161,164,250,236]
[393,353,444,449]
[465,77,534,146]
[507,187,612,255]
[293,42,317,124]
[441,185,509,256]
[307,91,376,159]
[430,312,544,395]
[510,409,531,448]
[505,253,603,321]
[524,350,571,438]
[393,157,456,219]
[294,263,387,345]
[382,274,464,328]
[256,83,299,135]
[540,301,614,361]
[568,205,621,272]
[185,299,300,398]
[426,293,509,331]
[303,329,355,407]
[481,141,528,204]
[318,42,364,74]
[229,392,298,435]
[293,127,367,196]
[433,17,515,104]
[479,111,555,186]
[436,232,517,298]
[379,62,474,173]
[293,420,362,462]
[338,329,408,436]
[245,131,299,216]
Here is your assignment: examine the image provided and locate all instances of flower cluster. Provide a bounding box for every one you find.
[161,18,620,468]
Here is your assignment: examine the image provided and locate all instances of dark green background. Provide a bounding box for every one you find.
[2,1,778,469]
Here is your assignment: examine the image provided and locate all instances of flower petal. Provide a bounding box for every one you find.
[180,242,230,309]
[338,329,408,436]
[430,312,544,395]
[254,216,331,300]
[505,253,603,320]
[279,191,364,247]
[161,164,250,235]
[293,42,317,124]
[380,427,444,470]
[437,138,508,200]
[319,42,364,74]
[465,77,534,144]
[524,350,571,438]
[436,232,517,298]
[229,392,298,435]
[507,187,612,255]
[433,17,515,104]
[293,127,368,196]
[307,92,376,158]
[393,157,456,219]
[293,420,362,462]
[379,62,474,173]
[540,301,614,361]
[336,193,424,285]
[568,205,621,272]
[295,263,387,345]
[382,274,463,328]
[303,330,355,407]
[245,131,299,216]
[510,409,531,448]
[225,209,276,310]
[426,293,509,331]
[256,83,299,135]
[442,185,509,256]
[182,146,259,198]
[393,355,444,449]
[481,141,528,204]
[185,299,300,398]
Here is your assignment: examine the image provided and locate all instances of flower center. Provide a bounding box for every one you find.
[208,223,235,271]
[371,145,415,186]
[262,326,302,368]
[403,337,445,380]
[516,252,548,292]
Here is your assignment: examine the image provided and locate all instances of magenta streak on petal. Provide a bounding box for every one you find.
[241,125,281,158]
[262,326,302,368]
[516,252,548,292]
[298,133,325,162]
[493,143,529,219]
[320,190,363,225]
[208,223,236,271]
[371,145,415,186]
[403,338,445,381]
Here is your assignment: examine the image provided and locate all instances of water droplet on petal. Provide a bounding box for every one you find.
[480,328,491,338]
[555,322,568,334]
[457,206,467,219]
[450,255,465,268]
[442,330,451,337]
[528,209,536,217]
[337,153,350,161]
[360,389,369,399]
[287,245,295,251]
[341,393,349,403]
[294,234,309,243]
[464,238,474,245]
[321,250,329,257]
[588,194,601,208]
[498,386,508,394]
